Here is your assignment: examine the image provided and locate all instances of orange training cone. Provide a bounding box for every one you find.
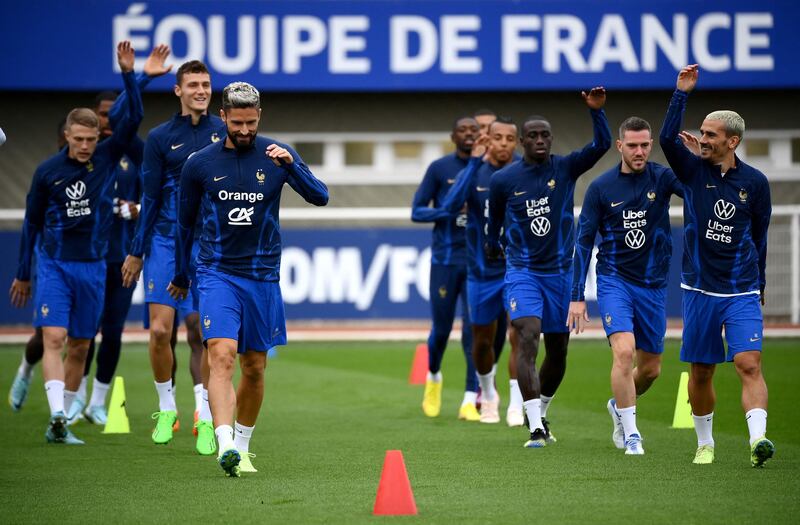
[408,344,429,385]
[373,450,418,516]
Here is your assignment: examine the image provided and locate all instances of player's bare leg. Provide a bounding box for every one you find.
[733,351,773,466]
[513,316,547,447]
[40,327,83,444]
[208,337,240,476]
[539,332,568,442]
[149,304,178,444]
[689,362,716,463]
[608,332,643,454]
[235,350,267,472]
[506,321,524,426]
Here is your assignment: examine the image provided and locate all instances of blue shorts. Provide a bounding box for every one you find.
[197,265,287,353]
[143,234,198,320]
[680,289,763,364]
[504,269,571,333]
[467,277,505,326]
[596,274,666,354]
[33,254,105,339]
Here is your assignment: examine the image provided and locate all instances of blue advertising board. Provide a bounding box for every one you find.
[0,227,683,326]
[0,1,796,91]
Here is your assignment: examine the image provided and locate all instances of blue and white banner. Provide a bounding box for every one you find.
[0,227,683,325]
[0,1,796,91]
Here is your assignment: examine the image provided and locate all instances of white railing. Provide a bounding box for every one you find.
[2,205,798,322]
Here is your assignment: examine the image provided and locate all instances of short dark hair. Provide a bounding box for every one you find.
[489,116,516,133]
[93,91,117,109]
[618,116,652,140]
[452,115,478,130]
[474,108,496,118]
[523,115,549,127]
[176,60,210,86]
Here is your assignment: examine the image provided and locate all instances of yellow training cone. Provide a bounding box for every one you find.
[671,371,694,429]
[103,376,130,434]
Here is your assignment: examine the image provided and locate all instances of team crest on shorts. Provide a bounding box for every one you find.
[547,179,556,190]
[739,189,748,203]
[647,191,656,201]
[203,316,211,330]
[510,298,517,312]
[147,279,154,293]
[210,133,221,143]
[41,304,49,318]
[604,313,612,326]
[256,169,266,184]
[438,286,447,299]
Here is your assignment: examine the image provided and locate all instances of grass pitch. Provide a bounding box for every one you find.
[1,339,798,524]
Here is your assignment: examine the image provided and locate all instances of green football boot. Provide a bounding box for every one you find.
[151,410,178,444]
[750,437,775,468]
[218,448,241,477]
[194,420,217,456]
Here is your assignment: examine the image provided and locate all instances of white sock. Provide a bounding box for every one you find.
[17,355,34,379]
[193,383,203,413]
[427,371,442,383]
[509,380,523,409]
[478,371,497,402]
[618,406,640,439]
[523,399,544,431]
[540,394,554,418]
[461,390,478,406]
[89,378,110,408]
[77,376,88,401]
[745,408,767,446]
[199,388,212,422]
[234,422,254,453]
[155,380,177,411]
[172,382,177,406]
[64,390,77,414]
[693,412,715,447]
[215,424,235,452]
[44,380,65,415]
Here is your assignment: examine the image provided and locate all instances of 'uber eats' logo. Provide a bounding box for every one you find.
[228,207,254,226]
[706,199,735,243]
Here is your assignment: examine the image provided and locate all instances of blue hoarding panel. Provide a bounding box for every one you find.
[0,227,684,326]
[0,1,796,91]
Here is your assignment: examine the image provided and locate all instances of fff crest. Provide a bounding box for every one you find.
[647,191,656,201]
[547,179,556,190]
[438,286,447,299]
[739,189,748,203]
[210,133,221,143]
[203,316,212,329]
[256,169,266,184]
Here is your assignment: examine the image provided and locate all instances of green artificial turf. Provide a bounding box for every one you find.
[0,339,797,524]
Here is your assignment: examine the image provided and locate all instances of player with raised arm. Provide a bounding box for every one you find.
[121,59,226,454]
[660,65,774,467]
[441,118,519,424]
[9,41,143,444]
[168,82,328,477]
[486,88,611,448]
[568,117,684,455]
[412,117,480,421]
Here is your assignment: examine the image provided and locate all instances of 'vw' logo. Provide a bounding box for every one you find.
[65,181,86,200]
[530,216,551,237]
[624,229,646,250]
[228,207,254,225]
[714,199,736,220]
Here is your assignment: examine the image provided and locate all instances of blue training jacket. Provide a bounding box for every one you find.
[660,89,771,296]
[173,135,328,285]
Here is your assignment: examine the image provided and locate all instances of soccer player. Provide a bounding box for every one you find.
[121,59,225,453]
[8,47,172,421]
[168,82,328,477]
[486,88,611,448]
[412,117,480,421]
[474,109,497,138]
[441,118,520,424]
[9,41,143,444]
[660,65,774,467]
[568,117,684,455]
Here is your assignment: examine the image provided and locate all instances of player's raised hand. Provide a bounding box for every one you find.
[471,134,490,158]
[677,64,699,93]
[117,41,135,73]
[679,131,701,155]
[144,44,172,78]
[167,281,188,301]
[121,254,143,288]
[9,279,31,308]
[566,301,589,334]
[266,144,293,166]
[582,87,606,110]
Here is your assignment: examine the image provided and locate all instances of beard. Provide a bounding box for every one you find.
[227,130,257,151]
